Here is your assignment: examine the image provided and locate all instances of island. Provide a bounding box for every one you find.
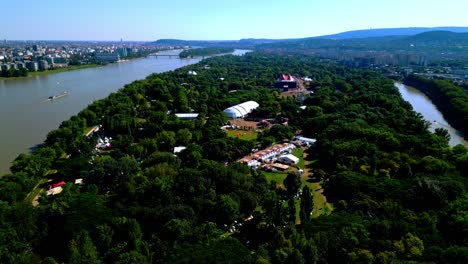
[179,47,235,58]
[1,51,466,263]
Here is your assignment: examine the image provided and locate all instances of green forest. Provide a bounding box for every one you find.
[179,47,235,58]
[0,67,29,78]
[0,52,467,263]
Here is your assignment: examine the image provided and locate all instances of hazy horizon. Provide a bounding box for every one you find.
[4,26,468,43]
[3,0,468,41]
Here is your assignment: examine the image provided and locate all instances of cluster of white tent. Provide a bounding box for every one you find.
[96,137,112,149]
[240,143,296,169]
[223,101,259,119]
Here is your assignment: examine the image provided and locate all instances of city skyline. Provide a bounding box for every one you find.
[3,0,468,41]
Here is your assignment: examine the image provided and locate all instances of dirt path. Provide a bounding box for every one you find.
[24,180,45,207]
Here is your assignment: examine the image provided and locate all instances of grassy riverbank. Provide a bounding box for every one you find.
[0,64,100,80]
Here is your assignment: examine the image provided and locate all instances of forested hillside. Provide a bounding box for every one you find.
[258,31,468,62]
[0,53,467,263]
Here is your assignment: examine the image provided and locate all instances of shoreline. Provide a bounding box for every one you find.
[0,56,148,81]
[395,81,468,147]
[0,64,101,81]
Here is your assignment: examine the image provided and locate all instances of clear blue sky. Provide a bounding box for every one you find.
[3,0,467,41]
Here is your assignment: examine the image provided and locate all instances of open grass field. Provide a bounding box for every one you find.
[225,129,257,141]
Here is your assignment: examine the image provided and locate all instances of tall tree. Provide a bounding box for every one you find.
[283,172,301,196]
[68,231,101,264]
[288,196,296,224]
[300,186,314,222]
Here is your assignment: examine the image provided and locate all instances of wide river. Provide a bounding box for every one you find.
[0,49,249,175]
[395,82,468,147]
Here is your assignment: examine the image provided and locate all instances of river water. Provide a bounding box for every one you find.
[395,82,468,147]
[0,49,250,175]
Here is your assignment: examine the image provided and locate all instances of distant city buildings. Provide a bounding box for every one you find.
[95,52,120,63]
[0,41,176,75]
[16,62,25,69]
[50,57,68,64]
[25,61,38,72]
[38,60,49,71]
[117,48,127,57]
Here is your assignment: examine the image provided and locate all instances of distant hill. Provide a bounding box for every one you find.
[152,27,468,47]
[151,38,282,48]
[314,27,468,39]
[152,27,468,62]
[402,30,468,43]
[259,31,468,49]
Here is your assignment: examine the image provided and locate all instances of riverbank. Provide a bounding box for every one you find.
[0,64,100,81]
[395,82,468,147]
[403,75,468,138]
[0,52,157,81]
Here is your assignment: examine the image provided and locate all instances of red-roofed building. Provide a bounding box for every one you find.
[48,181,66,189]
[276,74,297,90]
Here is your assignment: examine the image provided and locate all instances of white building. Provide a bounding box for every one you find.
[223,101,259,119]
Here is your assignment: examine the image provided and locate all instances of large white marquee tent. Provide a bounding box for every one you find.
[223,101,259,119]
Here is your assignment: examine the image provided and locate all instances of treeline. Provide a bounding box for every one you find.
[404,74,468,136]
[0,67,28,78]
[179,47,234,58]
[0,53,467,263]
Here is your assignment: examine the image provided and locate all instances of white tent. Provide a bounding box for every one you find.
[296,136,317,144]
[175,113,199,120]
[173,146,187,154]
[223,101,259,119]
[278,154,299,165]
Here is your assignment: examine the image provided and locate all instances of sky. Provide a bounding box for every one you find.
[3,0,468,41]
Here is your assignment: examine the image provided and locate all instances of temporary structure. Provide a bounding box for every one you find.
[223,101,259,119]
[278,154,299,165]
